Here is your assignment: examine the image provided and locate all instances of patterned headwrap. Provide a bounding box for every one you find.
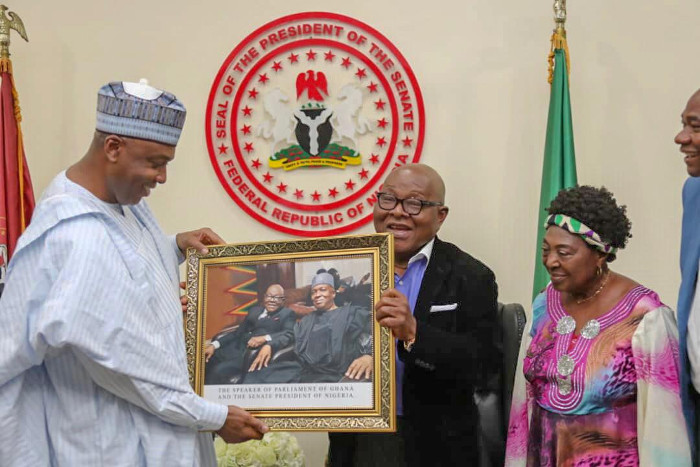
[545,213,618,256]
[96,79,186,146]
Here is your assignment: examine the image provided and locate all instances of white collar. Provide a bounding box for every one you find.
[407,238,435,266]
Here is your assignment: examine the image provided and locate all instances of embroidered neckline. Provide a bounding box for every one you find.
[544,284,650,411]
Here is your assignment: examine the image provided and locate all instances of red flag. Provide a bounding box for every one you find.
[0,58,35,290]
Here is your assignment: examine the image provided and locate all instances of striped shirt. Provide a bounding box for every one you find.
[0,172,227,466]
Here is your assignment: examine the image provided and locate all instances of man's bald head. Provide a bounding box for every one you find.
[374,163,449,266]
[386,164,446,203]
[691,88,700,101]
[263,284,285,312]
[676,90,700,177]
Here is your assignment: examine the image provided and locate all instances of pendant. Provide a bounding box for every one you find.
[581,319,601,339]
[557,354,575,377]
[556,316,576,335]
[557,376,572,395]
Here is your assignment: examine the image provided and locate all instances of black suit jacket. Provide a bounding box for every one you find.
[399,237,499,466]
[205,306,296,384]
[216,306,295,353]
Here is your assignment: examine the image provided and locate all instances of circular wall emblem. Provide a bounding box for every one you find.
[206,12,424,236]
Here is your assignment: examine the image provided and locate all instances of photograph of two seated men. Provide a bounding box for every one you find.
[203,259,373,388]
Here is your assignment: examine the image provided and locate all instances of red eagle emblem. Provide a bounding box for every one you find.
[296,70,328,101]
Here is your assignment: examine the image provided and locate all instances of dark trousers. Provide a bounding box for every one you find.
[327,417,408,467]
[327,416,479,467]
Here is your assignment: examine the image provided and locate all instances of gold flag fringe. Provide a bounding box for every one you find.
[547,29,571,84]
[0,57,27,229]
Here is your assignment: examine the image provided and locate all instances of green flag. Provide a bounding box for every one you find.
[532,41,578,300]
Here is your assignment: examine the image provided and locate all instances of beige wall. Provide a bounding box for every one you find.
[12,1,699,464]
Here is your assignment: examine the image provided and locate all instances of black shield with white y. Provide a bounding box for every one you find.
[294,107,333,156]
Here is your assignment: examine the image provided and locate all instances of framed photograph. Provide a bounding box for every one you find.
[185,233,395,432]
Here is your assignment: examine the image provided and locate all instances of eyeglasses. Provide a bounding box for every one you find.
[264,294,285,301]
[376,192,444,215]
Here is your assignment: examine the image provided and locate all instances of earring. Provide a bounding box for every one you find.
[596,266,602,277]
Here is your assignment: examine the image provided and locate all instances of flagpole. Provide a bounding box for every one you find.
[0,5,29,229]
[554,0,566,32]
[549,0,570,84]
[532,0,578,299]
[0,4,29,59]
[0,4,34,291]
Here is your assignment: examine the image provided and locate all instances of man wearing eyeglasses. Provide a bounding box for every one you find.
[204,283,295,384]
[328,163,500,466]
[245,271,373,384]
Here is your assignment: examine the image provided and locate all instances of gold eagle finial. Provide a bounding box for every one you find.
[0,5,28,59]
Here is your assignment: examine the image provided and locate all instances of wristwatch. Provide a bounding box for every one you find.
[403,337,415,352]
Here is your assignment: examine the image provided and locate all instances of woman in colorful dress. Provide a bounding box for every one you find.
[505,186,691,466]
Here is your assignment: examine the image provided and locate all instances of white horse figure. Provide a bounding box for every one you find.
[257,88,295,149]
[331,84,372,148]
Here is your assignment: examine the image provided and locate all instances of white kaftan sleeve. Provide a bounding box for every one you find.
[170,234,186,263]
[633,306,692,466]
[3,218,226,433]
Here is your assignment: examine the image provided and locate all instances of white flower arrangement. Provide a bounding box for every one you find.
[214,432,305,467]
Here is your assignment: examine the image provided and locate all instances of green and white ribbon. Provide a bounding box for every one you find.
[545,213,618,256]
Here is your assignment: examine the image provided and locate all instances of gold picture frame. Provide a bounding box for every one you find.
[185,233,395,432]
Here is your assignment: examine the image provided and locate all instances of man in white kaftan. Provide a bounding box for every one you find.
[0,80,267,466]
